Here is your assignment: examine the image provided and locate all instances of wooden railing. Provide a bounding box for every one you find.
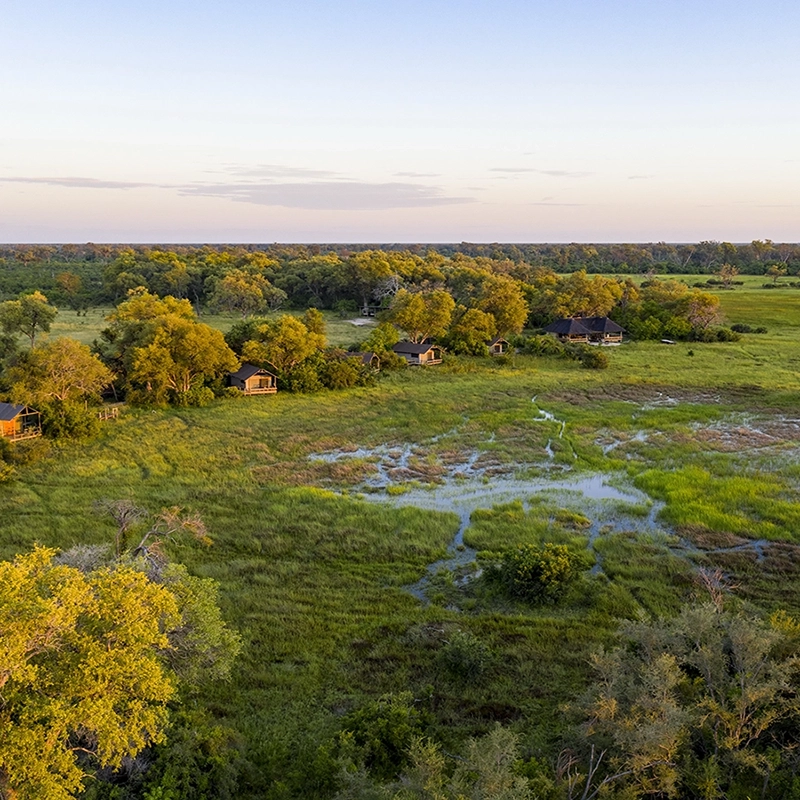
[98,407,120,421]
[4,429,42,442]
[243,386,277,395]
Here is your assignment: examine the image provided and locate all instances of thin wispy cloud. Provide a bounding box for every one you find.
[0,176,163,190]
[181,181,474,210]
[490,167,536,174]
[628,174,654,180]
[394,171,440,178]
[536,169,592,178]
[0,169,474,210]
[490,167,592,178]
[223,164,340,180]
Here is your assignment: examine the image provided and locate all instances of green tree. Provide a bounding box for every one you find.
[715,262,739,289]
[6,338,112,405]
[240,314,325,375]
[208,269,287,317]
[576,603,800,799]
[444,307,497,355]
[0,547,179,800]
[686,289,722,330]
[548,272,623,319]
[5,338,113,437]
[766,263,787,284]
[99,290,237,405]
[0,290,58,348]
[385,289,455,343]
[476,274,528,335]
[361,321,401,353]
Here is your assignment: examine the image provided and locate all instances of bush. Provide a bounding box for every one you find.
[518,334,567,357]
[337,693,427,781]
[731,323,768,334]
[320,358,362,390]
[333,299,358,318]
[40,400,102,439]
[437,630,493,684]
[182,386,215,407]
[283,361,323,393]
[714,327,742,342]
[578,347,609,370]
[498,543,580,603]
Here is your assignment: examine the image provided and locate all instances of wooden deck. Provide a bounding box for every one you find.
[4,429,42,442]
[243,386,278,395]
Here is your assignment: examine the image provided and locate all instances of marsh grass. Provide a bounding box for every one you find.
[6,284,800,796]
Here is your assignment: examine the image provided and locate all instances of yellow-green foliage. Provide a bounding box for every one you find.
[0,547,178,800]
[501,543,580,602]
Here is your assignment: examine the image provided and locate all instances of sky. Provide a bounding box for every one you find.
[1,0,798,243]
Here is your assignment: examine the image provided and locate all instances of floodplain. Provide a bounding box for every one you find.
[3,282,800,797]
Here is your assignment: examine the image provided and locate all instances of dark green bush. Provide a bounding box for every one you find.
[578,347,609,370]
[437,630,493,684]
[498,543,580,603]
[337,693,427,781]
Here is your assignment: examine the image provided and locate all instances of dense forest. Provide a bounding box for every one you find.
[0,240,799,313]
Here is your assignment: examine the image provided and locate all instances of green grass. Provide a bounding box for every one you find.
[47,307,374,349]
[7,284,800,796]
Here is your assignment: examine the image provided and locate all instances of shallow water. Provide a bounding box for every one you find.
[309,401,776,603]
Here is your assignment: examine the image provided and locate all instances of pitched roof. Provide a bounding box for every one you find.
[230,363,275,380]
[350,351,379,365]
[487,336,509,346]
[544,318,592,336]
[544,317,626,335]
[0,402,27,421]
[581,316,626,334]
[392,342,439,355]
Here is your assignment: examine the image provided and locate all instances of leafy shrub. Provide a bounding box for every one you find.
[714,327,742,342]
[334,299,358,318]
[578,347,609,370]
[498,543,580,603]
[182,386,215,407]
[731,323,768,334]
[320,358,363,390]
[283,361,323,393]
[518,334,567,357]
[437,630,493,683]
[338,693,427,781]
[40,400,102,439]
[627,315,664,340]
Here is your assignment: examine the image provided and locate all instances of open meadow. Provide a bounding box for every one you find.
[4,282,800,797]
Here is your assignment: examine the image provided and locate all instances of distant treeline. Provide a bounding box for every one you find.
[1,240,798,310]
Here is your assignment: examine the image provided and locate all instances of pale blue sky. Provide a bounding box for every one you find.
[2,0,798,242]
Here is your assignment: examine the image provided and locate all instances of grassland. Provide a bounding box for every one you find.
[5,283,800,796]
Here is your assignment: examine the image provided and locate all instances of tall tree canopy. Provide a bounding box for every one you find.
[6,337,112,405]
[239,314,326,374]
[0,547,180,800]
[385,289,455,343]
[0,290,58,348]
[99,289,237,405]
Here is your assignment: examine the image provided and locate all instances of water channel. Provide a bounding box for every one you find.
[309,399,772,603]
